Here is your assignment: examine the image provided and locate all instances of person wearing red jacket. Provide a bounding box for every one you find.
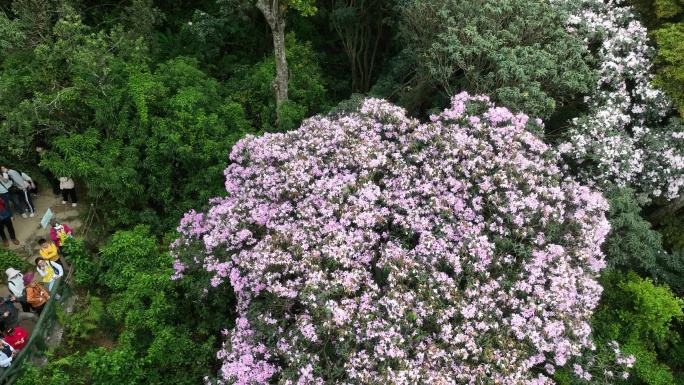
[49,222,72,249]
[3,327,27,350]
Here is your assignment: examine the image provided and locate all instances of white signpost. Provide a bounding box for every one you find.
[40,208,53,229]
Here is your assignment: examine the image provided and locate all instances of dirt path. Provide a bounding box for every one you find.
[1,193,82,296]
[0,192,84,353]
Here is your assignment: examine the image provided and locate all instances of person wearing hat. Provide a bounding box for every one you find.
[3,327,27,350]
[24,273,49,315]
[0,294,38,330]
[4,268,31,312]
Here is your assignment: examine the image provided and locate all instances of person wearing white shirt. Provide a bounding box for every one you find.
[0,170,26,219]
[0,338,16,375]
[0,167,35,218]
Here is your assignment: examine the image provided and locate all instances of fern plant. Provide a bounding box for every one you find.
[56,293,104,347]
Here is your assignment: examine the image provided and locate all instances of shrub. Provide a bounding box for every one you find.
[592,270,684,384]
[61,237,98,286]
[173,94,610,383]
[0,249,31,284]
[98,225,171,292]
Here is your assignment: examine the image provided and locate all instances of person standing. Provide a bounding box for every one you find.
[4,269,30,312]
[1,166,35,218]
[34,257,63,292]
[0,296,37,330]
[24,274,49,315]
[35,144,61,198]
[50,222,73,250]
[59,177,78,207]
[0,197,19,247]
[0,171,26,219]
[38,238,66,269]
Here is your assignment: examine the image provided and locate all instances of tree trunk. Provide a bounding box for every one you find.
[650,194,684,225]
[331,0,386,94]
[256,0,289,125]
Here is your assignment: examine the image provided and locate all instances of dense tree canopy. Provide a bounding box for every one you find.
[173,94,614,383]
[375,0,596,119]
[2,0,684,383]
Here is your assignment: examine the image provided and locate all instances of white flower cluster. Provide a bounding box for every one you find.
[553,0,684,199]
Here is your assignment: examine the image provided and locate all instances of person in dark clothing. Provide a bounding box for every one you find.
[35,144,61,198]
[0,297,37,330]
[0,197,19,247]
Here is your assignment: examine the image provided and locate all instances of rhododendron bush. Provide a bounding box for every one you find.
[552,0,684,199]
[172,94,611,384]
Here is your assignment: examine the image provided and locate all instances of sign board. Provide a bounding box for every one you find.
[40,208,53,229]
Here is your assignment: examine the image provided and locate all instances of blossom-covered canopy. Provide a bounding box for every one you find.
[554,0,684,199]
[173,94,609,384]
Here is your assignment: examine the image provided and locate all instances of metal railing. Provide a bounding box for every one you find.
[0,278,72,383]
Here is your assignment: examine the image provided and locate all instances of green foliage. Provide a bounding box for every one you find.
[14,363,41,385]
[660,214,684,251]
[592,270,684,385]
[627,0,684,118]
[107,271,174,330]
[0,249,30,283]
[62,236,98,286]
[106,270,218,383]
[56,293,104,347]
[19,244,218,383]
[40,55,249,230]
[227,33,329,131]
[14,362,72,385]
[85,347,147,384]
[1,5,249,230]
[99,226,171,292]
[628,0,684,28]
[287,0,318,17]
[381,0,596,119]
[603,188,684,290]
[654,23,684,118]
[652,0,684,18]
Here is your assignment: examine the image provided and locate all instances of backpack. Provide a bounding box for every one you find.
[9,169,30,186]
[48,261,63,276]
[8,280,26,298]
[0,342,11,358]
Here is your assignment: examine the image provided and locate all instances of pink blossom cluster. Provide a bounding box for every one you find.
[553,0,684,199]
[173,94,610,384]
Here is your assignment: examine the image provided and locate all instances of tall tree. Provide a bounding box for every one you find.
[173,94,611,383]
[255,0,316,125]
[382,0,595,119]
[330,0,389,93]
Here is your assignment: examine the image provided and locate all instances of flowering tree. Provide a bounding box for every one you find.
[552,0,684,200]
[173,94,611,384]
